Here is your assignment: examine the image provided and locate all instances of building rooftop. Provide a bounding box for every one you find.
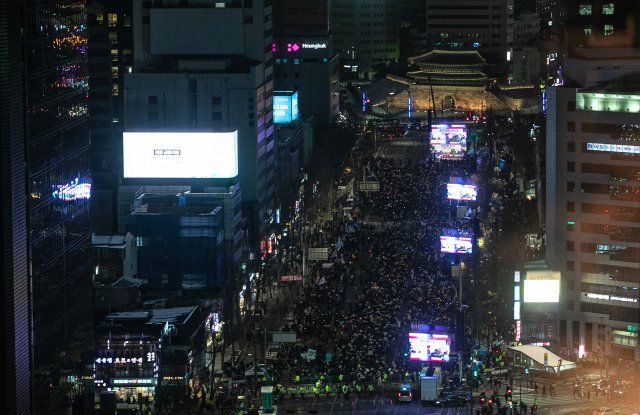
[580,72,640,94]
[92,234,127,247]
[103,306,198,326]
[112,276,145,288]
[147,306,198,326]
[408,50,486,66]
[132,193,223,215]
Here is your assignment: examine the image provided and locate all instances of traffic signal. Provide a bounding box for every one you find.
[524,367,529,374]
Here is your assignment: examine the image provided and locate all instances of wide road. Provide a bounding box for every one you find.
[277,396,638,415]
[276,385,639,415]
[377,137,429,160]
[277,392,471,415]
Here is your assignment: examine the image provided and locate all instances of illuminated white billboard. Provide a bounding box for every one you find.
[431,124,467,160]
[523,270,560,303]
[440,236,473,254]
[447,183,477,201]
[409,333,451,362]
[123,132,238,179]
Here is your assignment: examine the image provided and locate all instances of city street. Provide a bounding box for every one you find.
[276,386,640,415]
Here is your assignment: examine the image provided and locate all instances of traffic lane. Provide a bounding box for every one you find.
[378,139,429,160]
[278,393,471,415]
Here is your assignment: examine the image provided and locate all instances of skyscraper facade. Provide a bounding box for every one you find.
[24,0,93,412]
[1,2,32,414]
[546,65,640,362]
[331,0,400,79]
[87,0,134,234]
[425,0,514,63]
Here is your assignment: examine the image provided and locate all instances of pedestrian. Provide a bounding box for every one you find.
[534,382,538,395]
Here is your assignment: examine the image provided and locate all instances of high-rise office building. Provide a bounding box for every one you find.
[24,1,93,413]
[1,1,94,413]
[398,0,428,61]
[546,54,640,362]
[125,0,275,246]
[273,0,338,126]
[0,2,32,414]
[425,0,514,63]
[331,0,400,79]
[566,0,639,56]
[536,0,568,37]
[87,0,135,234]
[273,0,329,32]
[272,34,339,126]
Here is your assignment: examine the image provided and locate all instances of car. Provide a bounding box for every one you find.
[435,392,466,407]
[397,384,413,402]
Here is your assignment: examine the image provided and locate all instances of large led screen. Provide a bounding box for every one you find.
[440,236,473,254]
[523,270,560,303]
[273,92,299,124]
[123,132,238,179]
[431,124,467,160]
[447,183,477,201]
[409,333,451,362]
[524,280,560,303]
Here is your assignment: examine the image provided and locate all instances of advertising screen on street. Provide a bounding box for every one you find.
[409,333,451,362]
[273,91,299,123]
[523,270,560,303]
[440,236,473,254]
[431,124,467,160]
[447,183,477,201]
[123,132,238,179]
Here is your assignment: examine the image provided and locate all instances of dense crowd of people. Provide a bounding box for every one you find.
[267,135,474,393]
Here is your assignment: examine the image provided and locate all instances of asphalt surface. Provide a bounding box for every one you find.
[278,392,472,415]
[276,391,639,415]
[376,137,429,160]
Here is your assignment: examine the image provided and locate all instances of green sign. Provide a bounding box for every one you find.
[627,325,638,332]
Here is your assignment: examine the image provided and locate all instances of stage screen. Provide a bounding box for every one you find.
[431,124,467,160]
[440,236,473,254]
[123,131,238,179]
[447,183,477,201]
[409,333,451,362]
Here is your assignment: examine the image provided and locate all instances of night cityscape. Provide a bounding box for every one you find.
[2,1,640,415]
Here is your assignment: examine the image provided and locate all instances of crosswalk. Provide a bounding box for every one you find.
[509,389,637,415]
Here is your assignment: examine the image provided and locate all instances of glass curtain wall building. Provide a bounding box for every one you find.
[24,0,93,412]
[0,1,31,414]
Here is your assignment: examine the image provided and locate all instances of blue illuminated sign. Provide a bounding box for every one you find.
[291,92,299,121]
[273,91,300,124]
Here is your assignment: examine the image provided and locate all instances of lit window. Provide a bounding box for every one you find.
[111,66,118,78]
[604,24,614,36]
[578,4,592,15]
[111,83,119,96]
[96,14,104,24]
[602,3,614,15]
[584,26,592,36]
[108,13,118,27]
